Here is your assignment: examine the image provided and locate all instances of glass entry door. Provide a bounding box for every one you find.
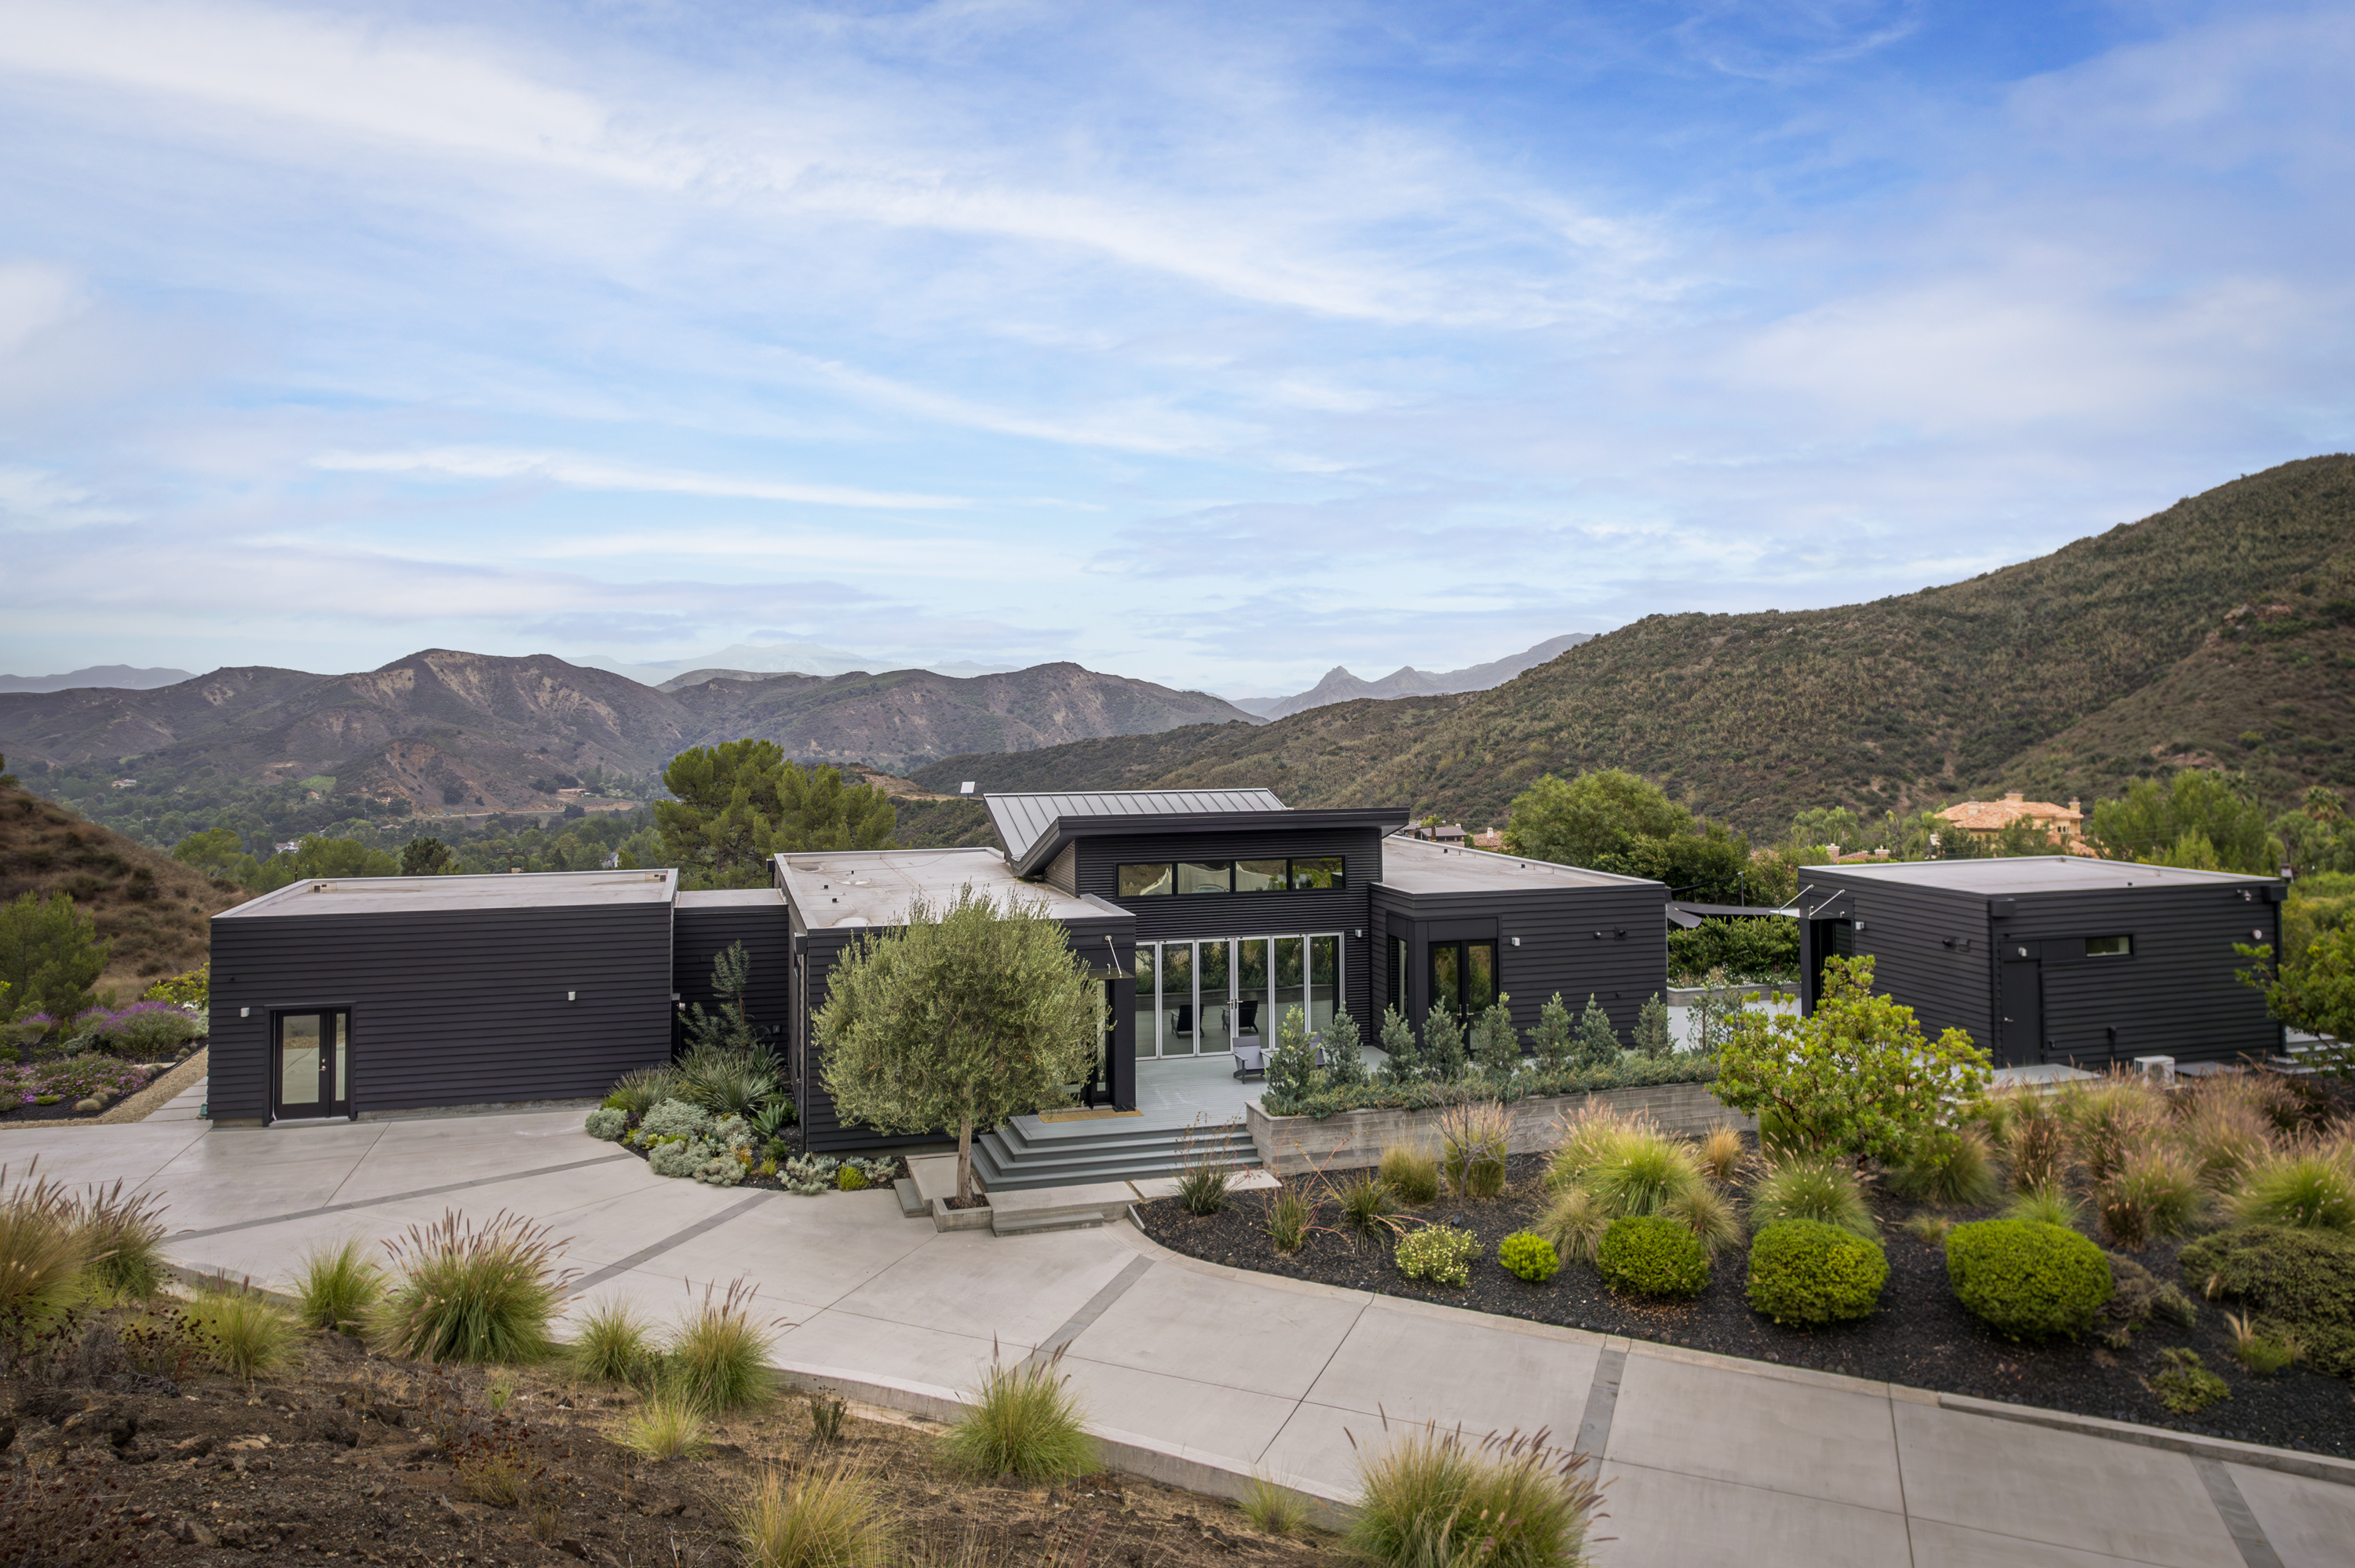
[1429,941,1497,1030]
[274,1009,351,1120]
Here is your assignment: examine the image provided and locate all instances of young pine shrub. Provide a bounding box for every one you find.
[295,1238,385,1332]
[942,1348,1097,1482]
[1378,1143,1442,1206]
[617,1390,710,1461]
[567,1298,660,1387]
[370,1210,571,1365]
[2228,1150,2355,1231]
[1347,1424,1599,1568]
[1420,1005,1468,1082]
[2095,1147,2205,1250]
[1527,994,1574,1070]
[1534,1187,1609,1266]
[1747,1158,1877,1242]
[1888,1128,2002,1210]
[1631,993,1674,1059]
[71,1179,170,1299]
[1571,994,1619,1068]
[1377,1006,1424,1086]
[1437,1100,1511,1200]
[0,1166,90,1333]
[734,1463,897,1568]
[183,1278,300,1380]
[1595,1215,1709,1299]
[1697,1124,1747,1186]
[666,1278,778,1412]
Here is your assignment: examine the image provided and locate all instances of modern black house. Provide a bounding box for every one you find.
[208,786,1675,1143]
[1795,857,2286,1068]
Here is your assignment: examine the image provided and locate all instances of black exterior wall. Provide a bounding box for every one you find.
[674,890,794,1056]
[1371,878,1670,1045]
[208,899,675,1123]
[1798,867,2285,1068]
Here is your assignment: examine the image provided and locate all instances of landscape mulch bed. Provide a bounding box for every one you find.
[610,1142,907,1195]
[1138,1153,2355,1459]
[5,1318,1341,1567]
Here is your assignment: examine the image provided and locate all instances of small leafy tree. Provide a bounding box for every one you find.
[1267,1006,1320,1108]
[1527,993,1574,1069]
[1572,995,1619,1068]
[0,892,112,1020]
[173,827,261,889]
[2089,771,2279,875]
[1633,993,1673,1058]
[1421,1005,1467,1081]
[1686,966,1742,1058]
[1714,955,1992,1166]
[400,837,454,876]
[1470,997,1518,1079]
[818,885,1100,1205]
[2236,933,2355,1080]
[1378,1006,1422,1085]
[1320,1007,1369,1089]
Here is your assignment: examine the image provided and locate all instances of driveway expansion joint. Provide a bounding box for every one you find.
[1575,1344,1626,1460]
[2194,1457,2287,1568]
[1025,1254,1154,1369]
[165,1151,636,1241]
[566,1188,776,1297]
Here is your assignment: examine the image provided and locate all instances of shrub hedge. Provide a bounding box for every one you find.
[1596,1215,1709,1299]
[2179,1223,2355,1377]
[1945,1219,2114,1339]
[1263,1054,1716,1119]
[1747,1219,1889,1327]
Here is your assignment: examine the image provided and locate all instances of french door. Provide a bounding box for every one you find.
[274,1009,352,1121]
[1429,940,1497,1030]
[1133,935,1345,1057]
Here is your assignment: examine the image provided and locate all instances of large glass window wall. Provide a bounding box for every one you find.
[1134,932,1345,1057]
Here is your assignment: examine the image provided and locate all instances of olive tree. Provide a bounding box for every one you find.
[817,885,1100,1205]
[1714,954,1991,1165]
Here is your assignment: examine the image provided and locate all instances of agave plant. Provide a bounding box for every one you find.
[675,1044,782,1118]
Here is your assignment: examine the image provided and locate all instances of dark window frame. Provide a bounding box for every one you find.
[2085,934,2134,958]
[1111,856,1350,900]
[1117,862,1174,897]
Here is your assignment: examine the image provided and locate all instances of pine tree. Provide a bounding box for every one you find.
[1472,999,1519,1079]
[1422,1005,1467,1081]
[1320,1007,1369,1089]
[682,942,765,1056]
[1267,1005,1322,1108]
[1378,1006,1422,1085]
[1528,993,1575,1069]
[1634,992,1674,1058]
[1572,994,1619,1067]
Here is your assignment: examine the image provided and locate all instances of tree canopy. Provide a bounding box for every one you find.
[655,740,895,888]
[0,891,112,1020]
[2089,771,2280,874]
[1503,769,1754,901]
[816,884,1100,1203]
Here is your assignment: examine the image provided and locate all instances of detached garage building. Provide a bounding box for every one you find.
[1795,858,2286,1069]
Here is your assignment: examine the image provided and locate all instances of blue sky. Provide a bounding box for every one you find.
[1,1,2350,697]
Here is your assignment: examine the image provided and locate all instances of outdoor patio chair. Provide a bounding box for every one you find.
[1232,1035,1266,1079]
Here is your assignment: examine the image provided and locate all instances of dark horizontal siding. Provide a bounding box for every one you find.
[674,900,794,1053]
[1375,881,1670,1043]
[1819,874,1995,1045]
[208,903,674,1121]
[2007,886,2279,1068]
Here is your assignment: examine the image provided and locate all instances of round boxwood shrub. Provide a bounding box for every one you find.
[1945,1219,2114,1339]
[583,1107,628,1141]
[1498,1231,1561,1282]
[1747,1219,1889,1327]
[1597,1215,1708,1298]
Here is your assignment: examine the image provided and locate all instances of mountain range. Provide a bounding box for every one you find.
[1228,634,1592,719]
[0,665,196,694]
[0,655,1257,813]
[582,642,1014,685]
[908,456,2355,837]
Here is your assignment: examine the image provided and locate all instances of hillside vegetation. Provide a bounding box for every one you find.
[0,766,244,998]
[914,456,2355,833]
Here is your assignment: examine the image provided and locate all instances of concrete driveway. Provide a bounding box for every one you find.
[9,1108,2353,1567]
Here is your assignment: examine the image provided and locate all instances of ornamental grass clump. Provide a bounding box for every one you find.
[71,1179,170,1299]
[1533,1187,1608,1266]
[1944,1219,2113,1340]
[370,1210,572,1365]
[1888,1128,2001,1209]
[1239,1474,1311,1537]
[1174,1161,1233,1216]
[617,1390,710,1461]
[295,1238,385,1332]
[2059,1076,2169,1187]
[604,1066,678,1120]
[1332,1171,1400,1236]
[942,1347,1096,1482]
[1261,1186,1323,1256]
[2005,1183,2084,1231]
[1661,1181,1743,1257]
[1697,1124,1746,1186]
[568,1299,659,1387]
[1596,1215,1708,1299]
[2096,1147,2204,1250]
[1579,1129,1703,1220]
[183,1278,299,1380]
[1747,1220,1889,1327]
[1395,1225,1478,1287]
[1346,1423,1599,1568]
[1378,1144,1441,1205]
[735,1463,897,1568]
[666,1279,777,1412]
[1747,1157,1877,1242]
[0,1165,87,1336]
[2000,1092,2074,1194]
[2228,1150,2355,1231]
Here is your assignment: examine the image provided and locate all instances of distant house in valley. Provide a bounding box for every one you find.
[1938,792,2085,848]
[1471,827,1504,851]
[1408,822,1470,844]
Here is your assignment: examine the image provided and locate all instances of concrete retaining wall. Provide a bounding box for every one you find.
[1246,1080,1751,1174]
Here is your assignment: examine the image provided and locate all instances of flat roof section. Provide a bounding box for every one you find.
[675,888,784,908]
[776,847,1113,929]
[217,868,680,919]
[985,788,1288,862]
[1805,856,2280,895]
[1378,836,1664,895]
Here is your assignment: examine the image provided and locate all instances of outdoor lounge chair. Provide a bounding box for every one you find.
[1231,1034,1266,1079]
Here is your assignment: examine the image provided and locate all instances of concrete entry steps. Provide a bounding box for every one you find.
[971,1113,1258,1191]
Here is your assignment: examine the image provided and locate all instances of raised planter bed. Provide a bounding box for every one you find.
[1246,1080,1750,1175]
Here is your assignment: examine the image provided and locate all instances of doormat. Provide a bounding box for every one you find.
[1037,1107,1145,1123]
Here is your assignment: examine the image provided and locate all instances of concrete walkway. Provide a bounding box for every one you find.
[8,1111,2353,1567]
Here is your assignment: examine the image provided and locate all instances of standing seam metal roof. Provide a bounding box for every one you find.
[984,789,1288,863]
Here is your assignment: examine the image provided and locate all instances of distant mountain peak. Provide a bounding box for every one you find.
[1230,634,1591,719]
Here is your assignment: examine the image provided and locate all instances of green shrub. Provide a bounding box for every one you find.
[1395,1225,1478,1287]
[2228,1152,2355,1231]
[1944,1219,2114,1339]
[584,1107,628,1141]
[1888,1129,2001,1209]
[1596,1215,1708,1298]
[568,1299,659,1386]
[2150,1348,2230,1415]
[370,1210,568,1364]
[1346,1424,1599,1568]
[604,1067,678,1119]
[1332,1172,1397,1235]
[834,1165,868,1192]
[1748,1157,1877,1241]
[2180,1224,2355,1376]
[295,1239,385,1331]
[941,1351,1096,1482]
[1498,1231,1561,1282]
[666,1280,776,1411]
[1747,1220,1889,1327]
[1378,1145,1440,1205]
[183,1280,299,1380]
[638,1099,711,1142]
[2096,1147,2204,1249]
[1175,1162,1231,1216]
[734,1461,896,1568]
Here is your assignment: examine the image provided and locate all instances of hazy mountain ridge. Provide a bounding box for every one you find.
[0,665,197,694]
[911,457,2355,834]
[1229,633,1592,718]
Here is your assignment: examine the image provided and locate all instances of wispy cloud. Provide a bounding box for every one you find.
[309,447,966,510]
